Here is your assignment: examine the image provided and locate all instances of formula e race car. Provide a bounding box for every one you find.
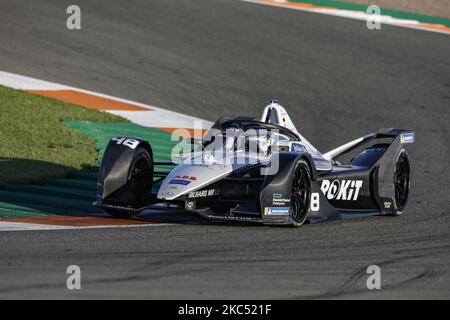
[95,101,414,227]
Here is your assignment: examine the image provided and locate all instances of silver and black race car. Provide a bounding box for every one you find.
[95,101,414,227]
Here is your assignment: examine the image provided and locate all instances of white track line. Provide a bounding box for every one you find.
[0,70,213,129]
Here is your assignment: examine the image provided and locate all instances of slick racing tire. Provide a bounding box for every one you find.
[288,159,312,227]
[389,149,410,216]
[105,147,153,218]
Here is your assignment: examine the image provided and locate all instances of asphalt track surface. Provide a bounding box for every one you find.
[0,0,449,299]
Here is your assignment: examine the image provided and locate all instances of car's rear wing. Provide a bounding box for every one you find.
[323,128,415,161]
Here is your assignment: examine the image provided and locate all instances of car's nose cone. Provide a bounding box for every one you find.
[157,155,232,201]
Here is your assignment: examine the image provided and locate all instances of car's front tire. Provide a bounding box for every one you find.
[103,146,153,218]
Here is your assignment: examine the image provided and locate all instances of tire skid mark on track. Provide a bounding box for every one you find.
[0,265,215,296]
[290,250,449,299]
[0,249,217,296]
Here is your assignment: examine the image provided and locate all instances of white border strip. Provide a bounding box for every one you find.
[240,0,450,35]
[0,71,213,129]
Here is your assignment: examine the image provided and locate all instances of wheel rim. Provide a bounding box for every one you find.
[291,164,311,223]
[394,154,409,211]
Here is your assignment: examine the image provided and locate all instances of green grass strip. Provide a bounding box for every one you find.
[0,85,125,187]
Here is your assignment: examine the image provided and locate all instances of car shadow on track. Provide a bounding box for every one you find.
[134,208,266,228]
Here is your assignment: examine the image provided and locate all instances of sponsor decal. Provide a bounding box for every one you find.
[169,175,197,185]
[188,189,220,199]
[176,175,197,181]
[400,132,415,144]
[320,179,363,201]
[185,201,196,210]
[264,207,290,216]
[170,179,192,186]
[272,193,291,206]
[164,185,183,196]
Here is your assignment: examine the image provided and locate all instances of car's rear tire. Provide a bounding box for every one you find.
[288,159,312,227]
[389,149,410,216]
[104,147,153,218]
